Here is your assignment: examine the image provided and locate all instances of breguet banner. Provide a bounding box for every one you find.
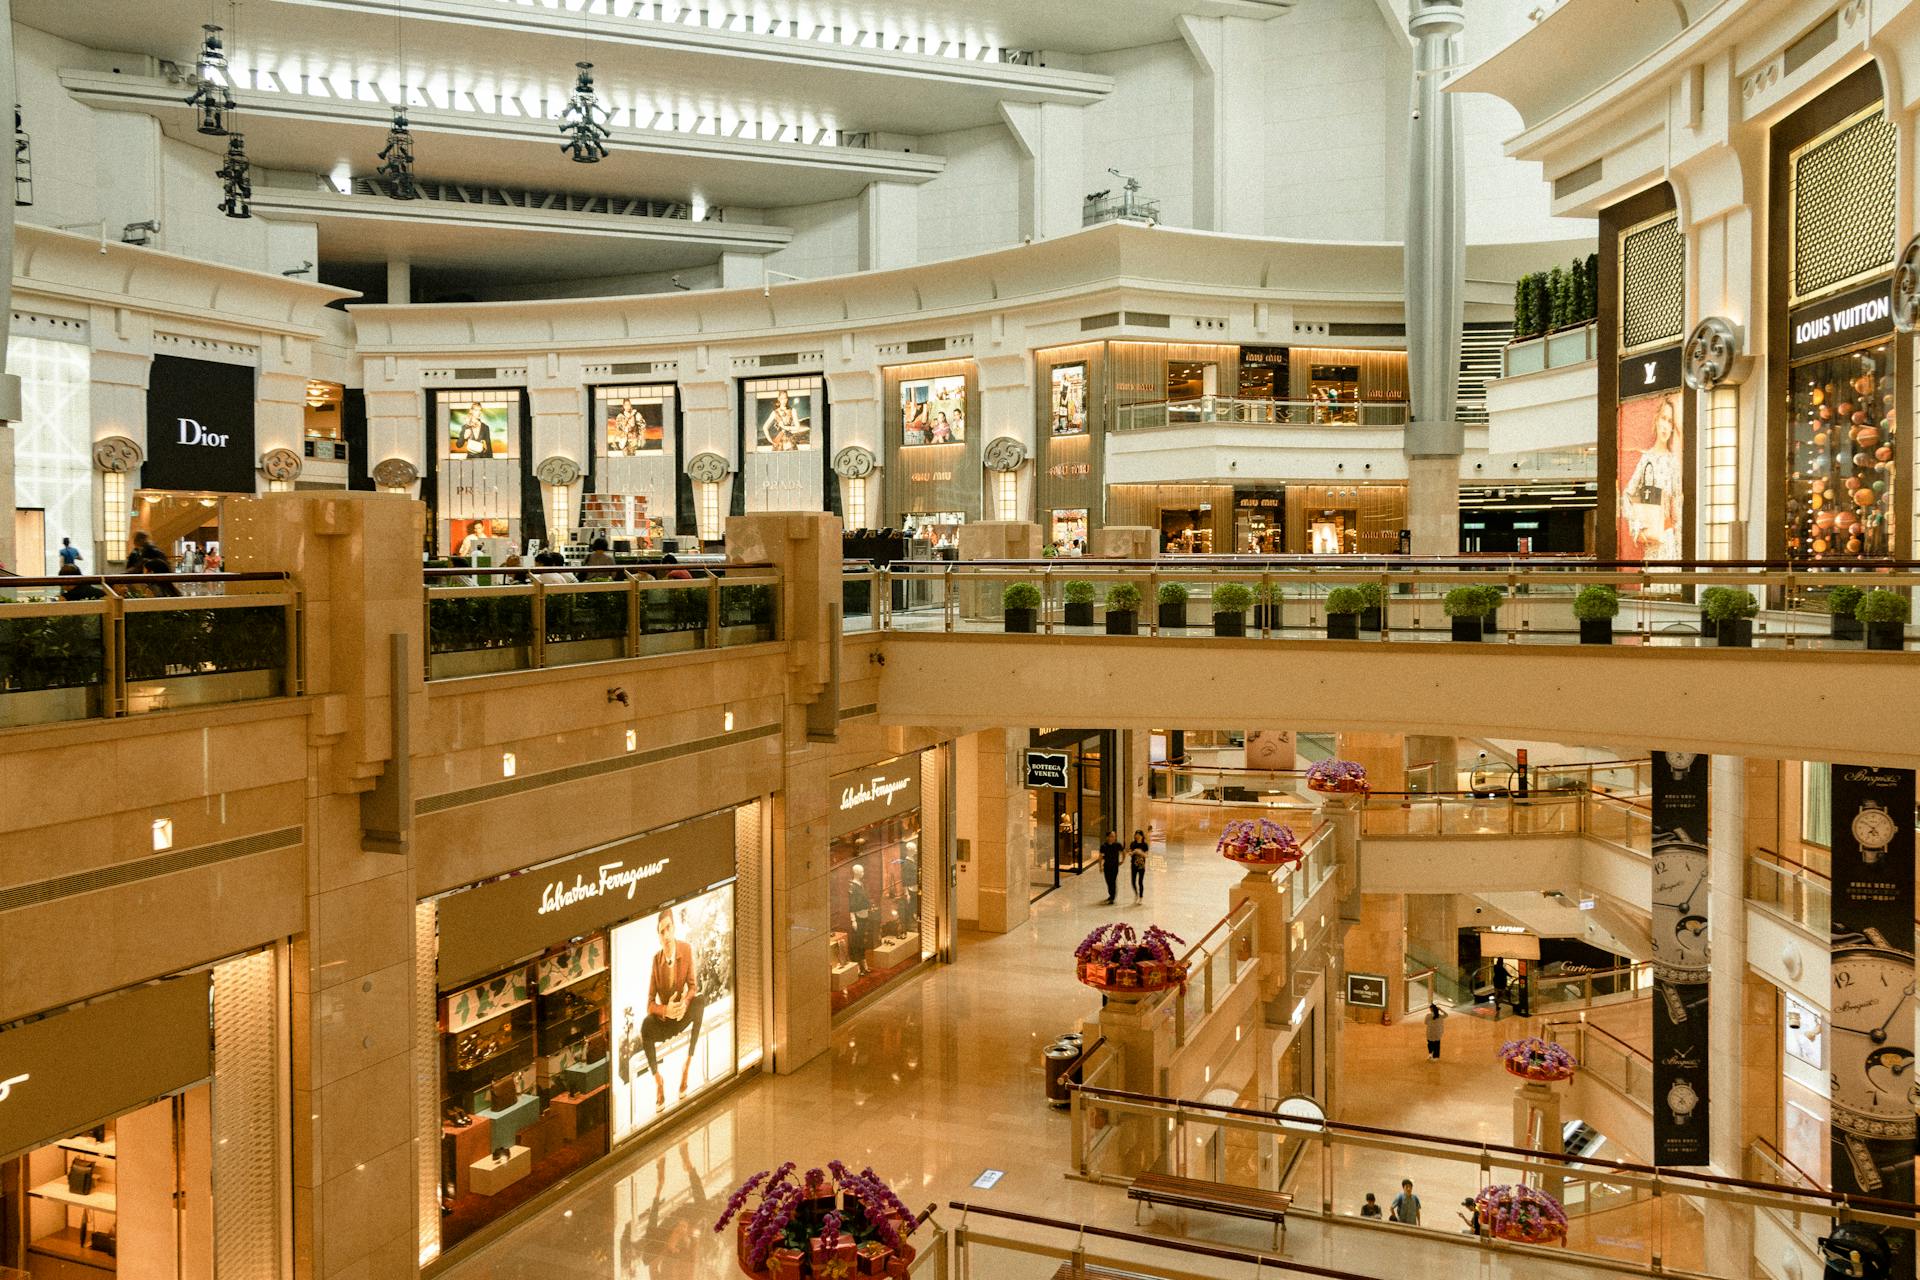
[1829,763,1915,1278]
[1651,751,1710,1165]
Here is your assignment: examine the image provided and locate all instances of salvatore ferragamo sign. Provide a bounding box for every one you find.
[832,756,923,838]
[436,811,736,987]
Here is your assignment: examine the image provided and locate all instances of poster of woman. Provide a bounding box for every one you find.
[755,388,812,451]
[901,375,967,445]
[447,399,512,459]
[598,389,666,454]
[1617,390,1684,562]
[1051,364,1088,435]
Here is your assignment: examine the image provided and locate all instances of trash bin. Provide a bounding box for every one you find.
[1043,1039,1082,1107]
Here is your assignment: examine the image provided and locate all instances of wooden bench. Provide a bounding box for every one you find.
[1127,1173,1292,1249]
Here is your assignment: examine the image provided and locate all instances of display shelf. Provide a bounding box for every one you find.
[55,1137,116,1160]
[29,1180,118,1212]
[29,1226,116,1271]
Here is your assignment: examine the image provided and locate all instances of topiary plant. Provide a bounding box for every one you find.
[1062,579,1097,605]
[1003,582,1041,610]
[1856,589,1912,623]
[1357,582,1385,608]
[1706,588,1759,621]
[1213,583,1254,613]
[1157,582,1190,605]
[1444,586,1495,618]
[1698,586,1730,614]
[1572,585,1619,621]
[1325,587,1365,615]
[1825,584,1864,617]
[1106,582,1142,611]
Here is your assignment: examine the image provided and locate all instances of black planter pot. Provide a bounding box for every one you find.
[1867,620,1906,651]
[1482,608,1501,636]
[1699,609,1713,635]
[1106,610,1138,636]
[1451,616,1483,642]
[1579,618,1614,645]
[1253,604,1280,631]
[1716,618,1752,647]
[1158,601,1187,631]
[1359,605,1383,632]
[1214,611,1247,637]
[1327,614,1360,640]
[1005,607,1037,634]
[1831,615,1864,641]
[1064,601,1095,627]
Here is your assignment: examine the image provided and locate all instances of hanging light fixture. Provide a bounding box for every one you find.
[184,23,235,136]
[559,61,611,163]
[376,107,418,198]
[14,104,31,207]
[217,133,253,218]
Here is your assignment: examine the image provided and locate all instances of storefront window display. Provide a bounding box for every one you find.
[830,756,928,1014]
[1786,335,1897,559]
[1050,509,1089,555]
[589,383,677,552]
[435,391,523,557]
[738,374,832,515]
[1617,389,1685,561]
[1050,365,1088,436]
[610,885,736,1140]
[1307,364,1360,423]
[901,375,966,445]
[597,385,668,455]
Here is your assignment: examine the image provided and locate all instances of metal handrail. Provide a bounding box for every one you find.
[1751,1137,1826,1193]
[1543,1018,1651,1064]
[1111,395,1412,431]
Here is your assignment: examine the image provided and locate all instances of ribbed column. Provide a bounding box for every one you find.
[1403,0,1466,556]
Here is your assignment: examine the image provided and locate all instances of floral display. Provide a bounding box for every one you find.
[715,1161,925,1278]
[1074,923,1188,992]
[1306,759,1369,794]
[1216,818,1304,868]
[1474,1184,1569,1245]
[1498,1037,1578,1083]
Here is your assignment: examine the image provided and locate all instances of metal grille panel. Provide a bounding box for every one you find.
[1457,323,1510,426]
[414,901,441,1265]
[1621,216,1685,350]
[919,750,942,960]
[1793,110,1898,302]
[733,802,764,1071]
[212,950,280,1280]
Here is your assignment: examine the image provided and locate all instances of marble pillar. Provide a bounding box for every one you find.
[1703,754,1754,1264]
[966,728,1032,934]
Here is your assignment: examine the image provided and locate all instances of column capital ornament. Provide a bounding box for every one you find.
[685,451,730,483]
[92,435,144,473]
[1892,233,1920,334]
[259,447,303,481]
[831,445,876,479]
[534,455,582,486]
[371,457,419,488]
[1682,317,1741,390]
[982,436,1028,472]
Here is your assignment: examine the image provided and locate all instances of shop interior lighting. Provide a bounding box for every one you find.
[844,474,868,530]
[559,62,612,163]
[992,468,1018,521]
[152,817,174,851]
[1703,385,1740,559]
[217,134,254,218]
[695,481,723,542]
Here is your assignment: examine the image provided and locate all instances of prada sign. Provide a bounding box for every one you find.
[1789,278,1896,360]
[436,812,736,987]
[1617,344,1683,399]
[831,755,923,838]
[0,974,212,1162]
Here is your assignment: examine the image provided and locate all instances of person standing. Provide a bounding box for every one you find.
[57,537,82,568]
[1458,1197,1482,1235]
[1098,830,1123,905]
[1390,1180,1421,1225]
[1491,960,1509,1012]
[1424,1003,1446,1060]
[848,864,875,975]
[1127,828,1150,903]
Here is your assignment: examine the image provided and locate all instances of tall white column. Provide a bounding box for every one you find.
[0,0,20,571]
[859,181,919,271]
[999,101,1085,242]
[1178,15,1270,235]
[385,258,411,305]
[1403,1,1466,556]
[1704,755,1753,1263]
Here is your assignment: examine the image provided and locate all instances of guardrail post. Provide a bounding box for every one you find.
[530,580,547,669]
[706,572,721,649]
[105,590,127,717]
[626,574,641,658]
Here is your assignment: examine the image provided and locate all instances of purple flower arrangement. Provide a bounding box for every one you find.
[1306,759,1369,793]
[1474,1184,1568,1245]
[714,1160,924,1278]
[1497,1037,1578,1083]
[1216,818,1303,867]
[1074,923,1187,992]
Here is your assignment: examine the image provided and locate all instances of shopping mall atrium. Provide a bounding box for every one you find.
[6,0,1920,1277]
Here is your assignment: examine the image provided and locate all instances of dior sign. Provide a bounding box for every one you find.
[174,418,232,448]
[143,354,257,492]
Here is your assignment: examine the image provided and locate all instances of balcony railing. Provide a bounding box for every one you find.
[1113,396,1410,431]
[1502,321,1597,378]
[0,573,301,727]
[424,566,777,679]
[1747,847,1831,936]
[1543,1019,1653,1112]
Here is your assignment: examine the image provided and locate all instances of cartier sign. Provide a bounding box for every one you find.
[832,755,923,837]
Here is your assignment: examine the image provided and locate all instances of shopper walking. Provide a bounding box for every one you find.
[1458,1197,1482,1235]
[1424,1003,1446,1060]
[1098,830,1123,905]
[1390,1180,1421,1225]
[1491,960,1509,1011]
[57,537,82,568]
[1127,828,1149,902]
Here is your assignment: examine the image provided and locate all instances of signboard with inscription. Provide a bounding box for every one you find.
[1024,750,1070,790]
[1345,973,1387,1009]
[830,755,924,838]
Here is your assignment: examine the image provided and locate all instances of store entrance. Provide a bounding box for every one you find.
[1028,730,1115,898]
[131,493,225,571]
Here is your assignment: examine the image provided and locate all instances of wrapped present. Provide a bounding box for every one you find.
[1137,959,1165,988]
[884,1242,917,1279]
[856,1241,891,1275]
[767,1247,806,1280]
[809,1237,857,1278]
[1115,966,1140,988]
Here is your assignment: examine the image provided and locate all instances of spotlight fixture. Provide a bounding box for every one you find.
[217,133,253,218]
[559,62,611,164]
[185,25,235,136]
[376,107,419,198]
[13,104,30,207]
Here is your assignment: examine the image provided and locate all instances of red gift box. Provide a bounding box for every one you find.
[809,1237,857,1278]
[767,1248,806,1280]
[856,1241,891,1275]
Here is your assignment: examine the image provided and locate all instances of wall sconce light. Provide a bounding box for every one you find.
[502,752,516,778]
[723,709,735,732]
[152,817,174,851]
[625,729,637,752]
[696,483,723,542]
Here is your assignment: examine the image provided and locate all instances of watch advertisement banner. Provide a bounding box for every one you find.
[610,882,736,1142]
[1651,750,1710,1165]
[1829,763,1916,1257]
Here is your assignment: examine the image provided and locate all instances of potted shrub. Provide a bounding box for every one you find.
[1212,582,1253,637]
[714,1160,925,1279]
[1074,923,1187,993]
[1324,586,1364,640]
[1002,582,1041,633]
[1478,584,1505,636]
[1826,584,1865,641]
[1357,581,1385,632]
[1156,582,1189,631]
[1571,585,1618,645]
[1697,586,1728,636]
[1856,588,1911,651]
[1105,582,1142,635]
[1062,579,1097,627]
[1498,1037,1578,1083]
[1443,585,1493,642]
[1252,581,1282,631]
[1707,587,1758,647]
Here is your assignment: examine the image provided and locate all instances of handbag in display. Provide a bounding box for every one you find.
[67,1157,97,1195]
[90,1221,117,1257]
[1632,481,1664,504]
[488,1075,518,1110]
[584,1031,609,1062]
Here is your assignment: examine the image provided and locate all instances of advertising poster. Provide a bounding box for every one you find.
[610,885,736,1142]
[753,386,814,452]
[901,375,966,445]
[1615,390,1684,562]
[1050,364,1087,436]
[1244,730,1295,771]
[597,386,668,454]
[1650,750,1710,1165]
[447,397,513,460]
[1830,763,1916,1272]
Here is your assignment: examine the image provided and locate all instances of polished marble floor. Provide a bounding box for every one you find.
[440,816,1693,1280]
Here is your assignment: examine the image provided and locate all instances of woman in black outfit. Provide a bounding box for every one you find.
[1127,829,1150,903]
[1098,831,1123,905]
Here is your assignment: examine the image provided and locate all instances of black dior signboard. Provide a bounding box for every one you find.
[1830,763,1916,1276]
[1650,750,1710,1165]
[143,354,258,493]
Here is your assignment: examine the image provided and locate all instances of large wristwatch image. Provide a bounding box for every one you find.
[1830,929,1917,1194]
[1666,1078,1700,1125]
[1652,843,1712,985]
[1851,801,1899,864]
